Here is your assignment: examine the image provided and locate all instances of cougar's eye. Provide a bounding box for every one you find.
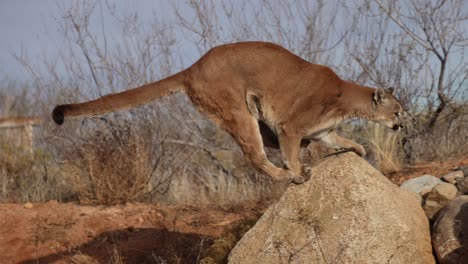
[394,112,400,117]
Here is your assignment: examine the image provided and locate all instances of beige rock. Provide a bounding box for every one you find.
[423,182,458,220]
[442,171,464,184]
[228,153,435,264]
[400,175,441,197]
[432,195,468,264]
[429,183,458,201]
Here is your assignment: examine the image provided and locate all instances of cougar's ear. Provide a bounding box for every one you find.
[385,87,395,95]
[373,88,387,104]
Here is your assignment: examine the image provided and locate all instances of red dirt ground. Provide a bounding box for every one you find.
[387,156,468,185]
[0,201,262,264]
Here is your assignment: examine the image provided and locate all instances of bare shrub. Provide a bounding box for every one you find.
[58,119,155,205]
[405,104,468,161]
[0,140,71,203]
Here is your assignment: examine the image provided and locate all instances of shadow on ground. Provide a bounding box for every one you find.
[19,227,214,264]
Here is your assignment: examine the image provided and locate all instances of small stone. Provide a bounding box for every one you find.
[442,171,464,184]
[430,182,458,201]
[423,182,458,220]
[47,199,59,205]
[400,175,442,197]
[24,202,33,209]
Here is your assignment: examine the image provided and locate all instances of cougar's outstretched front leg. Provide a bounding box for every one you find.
[320,131,366,157]
[278,131,306,184]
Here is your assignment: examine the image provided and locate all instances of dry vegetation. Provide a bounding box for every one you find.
[1,0,467,208]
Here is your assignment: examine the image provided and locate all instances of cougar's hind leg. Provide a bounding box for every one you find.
[186,81,293,182]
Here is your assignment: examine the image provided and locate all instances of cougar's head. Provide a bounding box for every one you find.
[371,87,405,131]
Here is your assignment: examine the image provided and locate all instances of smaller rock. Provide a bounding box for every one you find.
[23,203,33,209]
[47,199,59,205]
[400,175,442,197]
[430,183,459,201]
[455,177,468,195]
[423,182,458,220]
[442,171,464,184]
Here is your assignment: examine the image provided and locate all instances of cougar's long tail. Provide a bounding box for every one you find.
[52,70,188,125]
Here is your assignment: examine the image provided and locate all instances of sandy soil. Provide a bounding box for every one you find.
[0,201,261,264]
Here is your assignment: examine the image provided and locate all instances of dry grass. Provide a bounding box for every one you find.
[0,140,71,202]
[109,246,126,264]
[164,168,285,206]
[360,123,402,174]
[62,124,154,205]
[408,109,468,162]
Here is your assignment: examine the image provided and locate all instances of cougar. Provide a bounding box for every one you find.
[52,41,404,184]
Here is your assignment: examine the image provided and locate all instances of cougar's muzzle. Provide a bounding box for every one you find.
[392,124,404,131]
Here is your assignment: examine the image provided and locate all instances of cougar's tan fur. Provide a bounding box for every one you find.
[53,41,404,184]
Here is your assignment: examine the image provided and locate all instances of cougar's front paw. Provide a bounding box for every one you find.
[282,170,306,185]
[353,145,366,157]
[291,175,306,184]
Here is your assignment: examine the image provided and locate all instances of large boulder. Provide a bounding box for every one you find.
[432,195,468,264]
[228,153,434,264]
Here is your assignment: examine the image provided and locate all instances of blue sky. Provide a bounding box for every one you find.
[0,0,173,80]
[1,0,62,79]
[0,0,343,82]
[1,0,465,101]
